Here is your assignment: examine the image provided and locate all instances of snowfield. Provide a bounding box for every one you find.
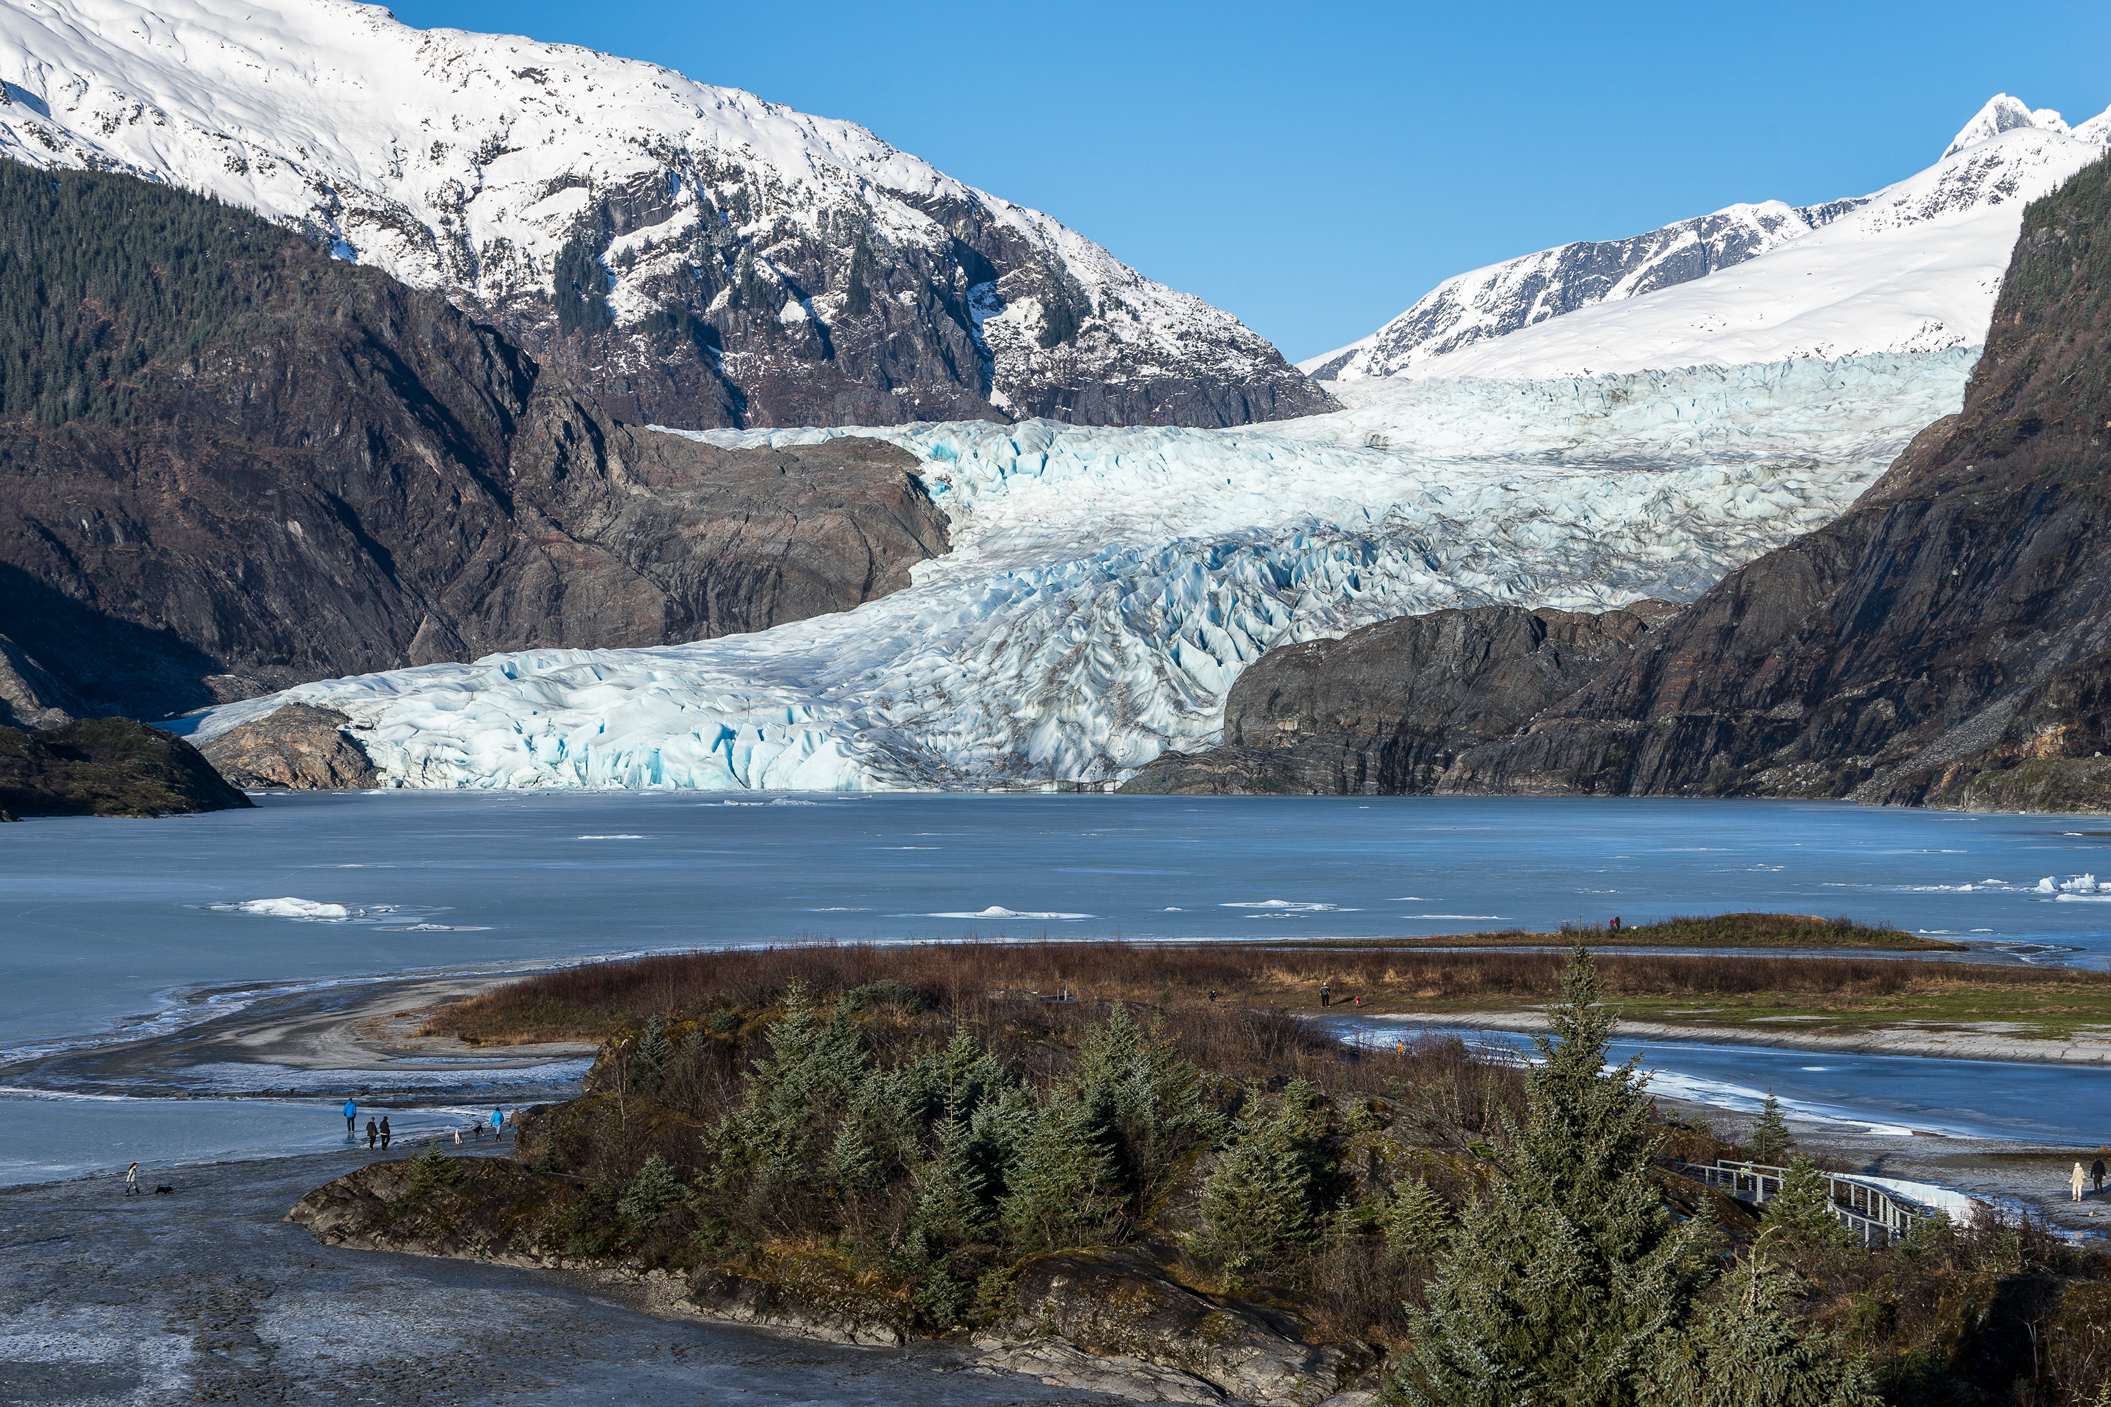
[183,351,1976,790]
[1311,96,2111,382]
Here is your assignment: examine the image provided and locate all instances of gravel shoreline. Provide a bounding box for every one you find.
[0,1145,1123,1407]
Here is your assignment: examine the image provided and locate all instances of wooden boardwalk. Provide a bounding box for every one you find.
[1673,1158,1941,1247]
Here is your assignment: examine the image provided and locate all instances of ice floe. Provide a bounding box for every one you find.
[205,898,350,920]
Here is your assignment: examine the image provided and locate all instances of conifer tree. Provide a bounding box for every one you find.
[1748,1093,1793,1166]
[1644,1255,1878,1407]
[1000,1085,1121,1250]
[1761,1158,1853,1251]
[710,985,873,1204]
[1196,1079,1331,1272]
[1070,1003,1220,1223]
[1382,1175,1456,1259]
[617,1153,687,1240]
[1389,946,1713,1407]
[630,1016,672,1092]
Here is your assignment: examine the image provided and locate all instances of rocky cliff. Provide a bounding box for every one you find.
[0,717,253,819]
[0,0,1329,432]
[1438,151,2111,806]
[1119,603,1677,795]
[1215,153,2111,808]
[1156,153,2111,807]
[0,162,949,720]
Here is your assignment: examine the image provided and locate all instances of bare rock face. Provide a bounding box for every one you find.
[1439,152,2111,806]
[990,1245,1374,1404]
[0,634,85,730]
[0,165,949,721]
[1120,603,1676,795]
[198,706,379,790]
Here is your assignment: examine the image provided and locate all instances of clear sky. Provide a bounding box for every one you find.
[386,0,2111,363]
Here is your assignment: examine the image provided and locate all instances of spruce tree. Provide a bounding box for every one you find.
[1748,1093,1793,1166]
[630,1016,671,1092]
[1761,1158,1852,1252]
[1069,1003,1220,1223]
[1644,1255,1877,1407]
[1388,946,1713,1407]
[1000,1085,1121,1251]
[1382,1175,1456,1259]
[709,985,874,1211]
[617,1154,687,1240]
[1196,1079,1330,1272]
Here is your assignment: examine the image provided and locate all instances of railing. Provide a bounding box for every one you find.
[1672,1159,1939,1248]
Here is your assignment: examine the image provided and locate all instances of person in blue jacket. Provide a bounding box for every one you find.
[343,1099,357,1134]
[491,1107,505,1140]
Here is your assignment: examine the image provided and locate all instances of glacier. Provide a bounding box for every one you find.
[182,351,1977,791]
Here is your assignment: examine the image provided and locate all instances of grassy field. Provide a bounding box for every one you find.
[420,917,2101,1047]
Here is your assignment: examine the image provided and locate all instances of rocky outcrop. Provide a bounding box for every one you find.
[198,706,379,790]
[0,718,254,818]
[0,164,950,720]
[0,634,85,730]
[987,1245,1376,1405]
[1434,152,2111,806]
[1120,603,1677,795]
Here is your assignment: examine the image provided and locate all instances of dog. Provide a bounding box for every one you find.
[153,1185,173,1195]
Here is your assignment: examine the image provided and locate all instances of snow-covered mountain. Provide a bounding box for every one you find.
[0,0,1326,429]
[181,352,1974,790]
[1310,95,2111,382]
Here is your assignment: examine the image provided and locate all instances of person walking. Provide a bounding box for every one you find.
[2094,1156,2107,1195]
[343,1099,357,1135]
[491,1107,505,1140]
[379,1115,391,1150]
[1319,981,1331,1008]
[2072,1162,2088,1202]
[366,1117,378,1149]
[124,1163,139,1196]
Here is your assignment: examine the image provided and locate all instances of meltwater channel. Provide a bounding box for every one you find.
[4,790,2111,1180]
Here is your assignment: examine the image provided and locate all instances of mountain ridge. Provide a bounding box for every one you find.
[0,0,1327,430]
[1310,95,2111,384]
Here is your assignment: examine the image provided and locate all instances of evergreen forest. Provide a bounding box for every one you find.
[0,157,369,427]
[350,941,2111,1406]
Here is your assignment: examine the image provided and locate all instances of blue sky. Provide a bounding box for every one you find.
[389,0,2111,363]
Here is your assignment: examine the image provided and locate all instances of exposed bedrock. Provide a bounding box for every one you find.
[197,704,380,790]
[0,165,950,723]
[1118,602,1679,795]
[0,633,85,730]
[1131,154,2111,808]
[1425,153,2111,808]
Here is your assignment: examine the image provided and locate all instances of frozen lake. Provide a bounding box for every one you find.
[5,791,2111,1178]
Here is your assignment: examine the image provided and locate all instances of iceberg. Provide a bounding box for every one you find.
[187,352,1976,791]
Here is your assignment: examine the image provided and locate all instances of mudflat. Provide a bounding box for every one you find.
[0,1146,1116,1407]
[4,974,598,1100]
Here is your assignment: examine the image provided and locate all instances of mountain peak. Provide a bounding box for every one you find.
[1942,93,2071,158]
[0,0,1326,431]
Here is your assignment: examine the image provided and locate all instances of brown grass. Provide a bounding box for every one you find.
[420,934,2100,1047]
[1270,912,1958,951]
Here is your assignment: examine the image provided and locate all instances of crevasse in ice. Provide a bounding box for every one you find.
[183,352,1976,791]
